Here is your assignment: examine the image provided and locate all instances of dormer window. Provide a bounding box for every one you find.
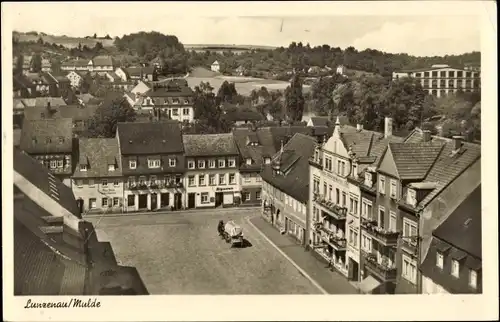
[188,160,195,169]
[184,99,189,104]
[129,160,137,169]
[148,159,161,169]
[46,137,52,144]
[407,188,417,206]
[198,160,205,168]
[108,164,115,171]
[80,164,87,172]
[228,158,236,167]
[218,159,226,168]
[352,164,358,178]
[246,158,253,165]
[264,157,271,164]
[59,137,64,144]
[365,172,372,187]
[169,158,176,167]
[436,252,444,269]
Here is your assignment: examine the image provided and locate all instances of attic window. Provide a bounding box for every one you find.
[59,137,64,144]
[407,189,417,207]
[264,157,271,164]
[246,158,253,165]
[108,164,115,171]
[46,137,52,144]
[80,164,88,172]
[32,137,37,144]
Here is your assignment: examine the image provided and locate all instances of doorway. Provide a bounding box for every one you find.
[138,194,147,209]
[188,193,196,209]
[215,192,223,208]
[151,193,157,210]
[174,193,182,210]
[160,193,169,208]
[349,258,359,281]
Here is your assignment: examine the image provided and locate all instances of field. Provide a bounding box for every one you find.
[15,33,115,48]
[187,67,311,96]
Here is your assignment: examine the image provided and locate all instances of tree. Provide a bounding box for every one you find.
[31,54,42,73]
[84,96,136,138]
[93,33,97,39]
[217,81,238,103]
[15,55,24,75]
[37,37,44,45]
[285,74,305,121]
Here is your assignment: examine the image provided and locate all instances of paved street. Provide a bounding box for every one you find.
[86,208,322,294]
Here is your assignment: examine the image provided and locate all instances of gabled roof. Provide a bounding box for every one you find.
[269,126,314,151]
[233,127,278,171]
[125,66,155,76]
[117,121,184,155]
[73,138,122,178]
[432,185,482,259]
[183,133,239,157]
[91,55,114,66]
[387,142,444,180]
[144,86,194,98]
[23,105,98,121]
[62,59,89,67]
[20,118,73,154]
[16,97,67,108]
[309,117,329,127]
[222,108,264,122]
[261,133,317,203]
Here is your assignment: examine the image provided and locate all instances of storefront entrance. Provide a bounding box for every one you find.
[349,258,359,281]
[215,192,223,208]
[188,193,196,209]
[151,193,157,210]
[138,194,148,209]
[174,193,182,210]
[161,193,169,208]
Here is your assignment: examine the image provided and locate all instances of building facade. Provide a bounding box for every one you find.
[117,122,186,212]
[19,118,74,187]
[183,134,241,209]
[261,133,316,244]
[72,138,125,213]
[392,64,481,97]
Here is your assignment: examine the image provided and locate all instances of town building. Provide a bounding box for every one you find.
[24,72,59,96]
[232,127,275,206]
[19,118,74,187]
[66,70,88,88]
[129,80,152,95]
[13,148,146,295]
[222,106,265,126]
[392,64,481,97]
[72,138,124,213]
[307,116,330,128]
[127,82,195,122]
[182,134,240,208]
[115,66,158,82]
[13,74,36,98]
[61,56,115,73]
[261,133,316,244]
[336,65,346,75]
[235,65,246,76]
[61,58,91,71]
[211,60,220,72]
[420,185,481,294]
[117,122,186,212]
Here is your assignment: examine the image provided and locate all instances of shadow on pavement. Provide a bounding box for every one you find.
[240,238,253,248]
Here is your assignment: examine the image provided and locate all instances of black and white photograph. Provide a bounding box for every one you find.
[2,1,498,321]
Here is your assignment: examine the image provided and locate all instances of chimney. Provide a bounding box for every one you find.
[452,135,464,151]
[422,130,431,142]
[384,117,393,138]
[356,124,363,131]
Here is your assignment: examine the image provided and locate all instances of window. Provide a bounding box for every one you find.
[336,188,340,204]
[188,160,195,169]
[457,71,463,77]
[402,255,417,284]
[407,189,417,206]
[129,160,137,169]
[229,173,236,184]
[255,191,261,200]
[424,71,429,77]
[108,164,115,171]
[325,157,332,171]
[389,211,397,231]
[50,160,57,169]
[361,234,372,252]
[88,179,95,187]
[352,198,358,215]
[342,192,347,207]
[80,164,87,171]
[244,174,251,183]
[403,218,418,246]
[102,198,108,207]
[209,174,216,185]
[436,252,444,269]
[169,158,176,167]
[89,198,97,209]
[172,108,179,116]
[379,175,385,194]
[242,192,250,202]
[102,179,108,187]
[432,71,438,77]
[256,175,262,182]
[451,259,460,278]
[264,157,271,164]
[390,179,397,198]
[198,160,205,168]
[183,108,190,115]
[113,197,119,207]
[228,158,236,167]
[150,175,157,185]
[440,71,446,77]
[201,193,209,203]
[127,195,135,206]
[199,174,206,186]
[469,270,477,289]
[56,160,63,168]
[75,180,83,187]
[219,174,226,185]
[349,228,358,247]
[362,199,372,219]
[323,183,327,196]
[448,71,455,78]
[328,185,333,201]
[114,179,119,186]
[218,159,226,168]
[188,176,195,187]
[378,206,385,228]
[352,164,358,177]
[246,158,253,165]
[208,160,216,168]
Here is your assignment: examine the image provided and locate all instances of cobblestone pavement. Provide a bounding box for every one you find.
[87,208,321,294]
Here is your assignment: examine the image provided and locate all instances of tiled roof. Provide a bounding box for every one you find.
[20,118,73,154]
[14,149,81,217]
[15,97,67,108]
[62,59,89,67]
[107,71,120,80]
[14,129,22,147]
[309,117,330,127]
[261,133,317,203]
[126,66,155,76]
[183,133,239,157]
[404,129,481,206]
[73,138,122,178]
[13,74,34,89]
[269,126,314,151]
[117,121,184,155]
[222,108,264,122]
[77,93,96,104]
[432,185,482,259]
[23,105,98,121]
[145,86,194,98]
[233,128,278,171]
[387,142,444,180]
[92,55,114,66]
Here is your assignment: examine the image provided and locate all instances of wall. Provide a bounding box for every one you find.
[185,171,241,208]
[72,177,125,213]
[422,276,450,294]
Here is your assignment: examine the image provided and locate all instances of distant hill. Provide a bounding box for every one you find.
[13,31,114,49]
[184,44,277,51]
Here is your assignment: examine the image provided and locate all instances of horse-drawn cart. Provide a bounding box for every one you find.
[219,220,244,247]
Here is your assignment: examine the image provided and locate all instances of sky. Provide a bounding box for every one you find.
[4,2,484,57]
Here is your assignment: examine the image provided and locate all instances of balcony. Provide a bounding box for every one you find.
[309,157,323,170]
[313,194,347,220]
[362,251,397,281]
[320,227,347,251]
[360,218,400,246]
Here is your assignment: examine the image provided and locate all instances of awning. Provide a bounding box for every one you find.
[359,275,381,294]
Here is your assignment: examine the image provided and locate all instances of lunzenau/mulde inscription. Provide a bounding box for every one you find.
[24,298,102,309]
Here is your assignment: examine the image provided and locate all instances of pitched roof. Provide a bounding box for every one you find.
[16,97,67,108]
[387,142,444,180]
[107,71,120,80]
[117,121,184,155]
[91,55,114,66]
[125,66,155,76]
[144,86,194,98]
[432,185,482,258]
[232,127,277,171]
[309,117,330,127]
[77,93,96,104]
[73,138,122,178]
[269,126,314,151]
[23,105,98,121]
[261,133,317,203]
[20,118,73,154]
[62,59,89,67]
[183,133,239,157]
[222,108,264,122]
